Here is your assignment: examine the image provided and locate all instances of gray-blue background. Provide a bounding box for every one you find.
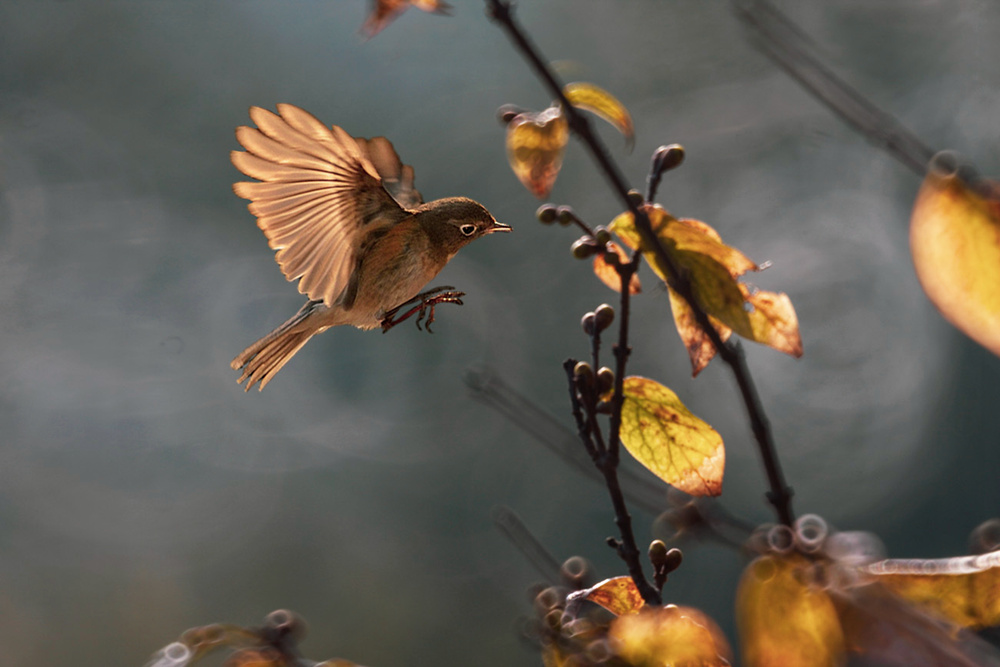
[1,1,998,664]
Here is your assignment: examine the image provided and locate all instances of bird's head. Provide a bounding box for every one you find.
[419,196,511,257]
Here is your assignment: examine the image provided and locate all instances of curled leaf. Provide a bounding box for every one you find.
[610,605,733,667]
[736,554,845,667]
[361,0,453,37]
[619,376,724,497]
[910,154,1000,357]
[567,576,645,616]
[563,82,635,150]
[609,205,802,372]
[861,548,1000,630]
[593,242,641,294]
[505,106,569,198]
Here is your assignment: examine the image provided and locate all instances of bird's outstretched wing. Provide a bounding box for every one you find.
[354,136,423,209]
[232,104,410,307]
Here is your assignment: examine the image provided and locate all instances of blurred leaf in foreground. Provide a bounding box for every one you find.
[361,0,452,37]
[610,604,733,667]
[619,376,724,497]
[862,548,1000,631]
[736,553,845,667]
[610,204,802,374]
[910,153,1000,358]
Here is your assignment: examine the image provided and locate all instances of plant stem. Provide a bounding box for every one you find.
[486,0,795,526]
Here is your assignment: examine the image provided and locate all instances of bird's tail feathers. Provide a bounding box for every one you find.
[231,300,323,391]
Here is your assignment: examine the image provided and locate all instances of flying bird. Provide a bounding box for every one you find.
[230,104,510,391]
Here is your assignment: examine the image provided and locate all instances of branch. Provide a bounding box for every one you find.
[486,0,795,527]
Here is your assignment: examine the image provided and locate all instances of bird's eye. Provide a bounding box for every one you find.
[459,224,476,236]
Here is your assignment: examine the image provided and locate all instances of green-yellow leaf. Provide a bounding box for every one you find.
[619,376,724,497]
[910,159,1000,358]
[505,106,569,199]
[736,554,845,667]
[563,82,635,150]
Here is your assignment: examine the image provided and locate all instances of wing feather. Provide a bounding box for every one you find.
[232,104,412,305]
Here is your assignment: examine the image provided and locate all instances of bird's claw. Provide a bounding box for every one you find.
[381,286,466,334]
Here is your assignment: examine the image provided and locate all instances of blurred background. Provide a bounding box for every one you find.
[1,0,999,664]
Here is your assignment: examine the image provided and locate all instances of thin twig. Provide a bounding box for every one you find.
[486,0,795,527]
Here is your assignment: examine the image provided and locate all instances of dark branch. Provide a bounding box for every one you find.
[487,0,795,527]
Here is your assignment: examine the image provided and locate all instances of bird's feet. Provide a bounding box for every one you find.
[380,286,466,333]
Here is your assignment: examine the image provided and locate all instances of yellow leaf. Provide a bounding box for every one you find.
[567,576,645,616]
[593,242,641,294]
[619,376,724,497]
[609,205,803,366]
[910,159,1000,357]
[861,548,1000,630]
[563,82,635,150]
[736,554,845,667]
[505,106,569,199]
[610,605,733,667]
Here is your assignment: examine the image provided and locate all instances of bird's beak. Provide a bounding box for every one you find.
[486,221,512,234]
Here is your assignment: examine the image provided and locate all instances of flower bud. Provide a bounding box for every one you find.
[556,205,575,226]
[536,204,558,224]
[652,144,685,173]
[596,367,615,395]
[593,303,615,332]
[648,539,668,565]
[581,312,596,336]
[573,361,595,390]
[626,189,645,207]
[593,225,612,245]
[571,238,598,259]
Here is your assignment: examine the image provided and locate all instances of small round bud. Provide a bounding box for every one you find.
[593,304,615,332]
[626,189,645,207]
[573,361,595,390]
[662,547,684,574]
[648,539,668,565]
[596,367,614,395]
[556,205,575,226]
[593,225,612,245]
[581,312,596,336]
[536,204,558,224]
[264,609,307,642]
[571,238,598,259]
[544,608,564,631]
[652,144,685,173]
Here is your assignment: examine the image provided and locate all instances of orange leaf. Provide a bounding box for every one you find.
[910,156,1000,357]
[610,605,733,667]
[505,106,569,198]
[361,0,452,37]
[593,242,641,294]
[619,376,724,496]
[567,576,645,616]
[861,548,1000,630]
[736,554,845,667]
[667,287,732,376]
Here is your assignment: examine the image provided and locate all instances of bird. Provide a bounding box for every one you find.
[229,104,511,391]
